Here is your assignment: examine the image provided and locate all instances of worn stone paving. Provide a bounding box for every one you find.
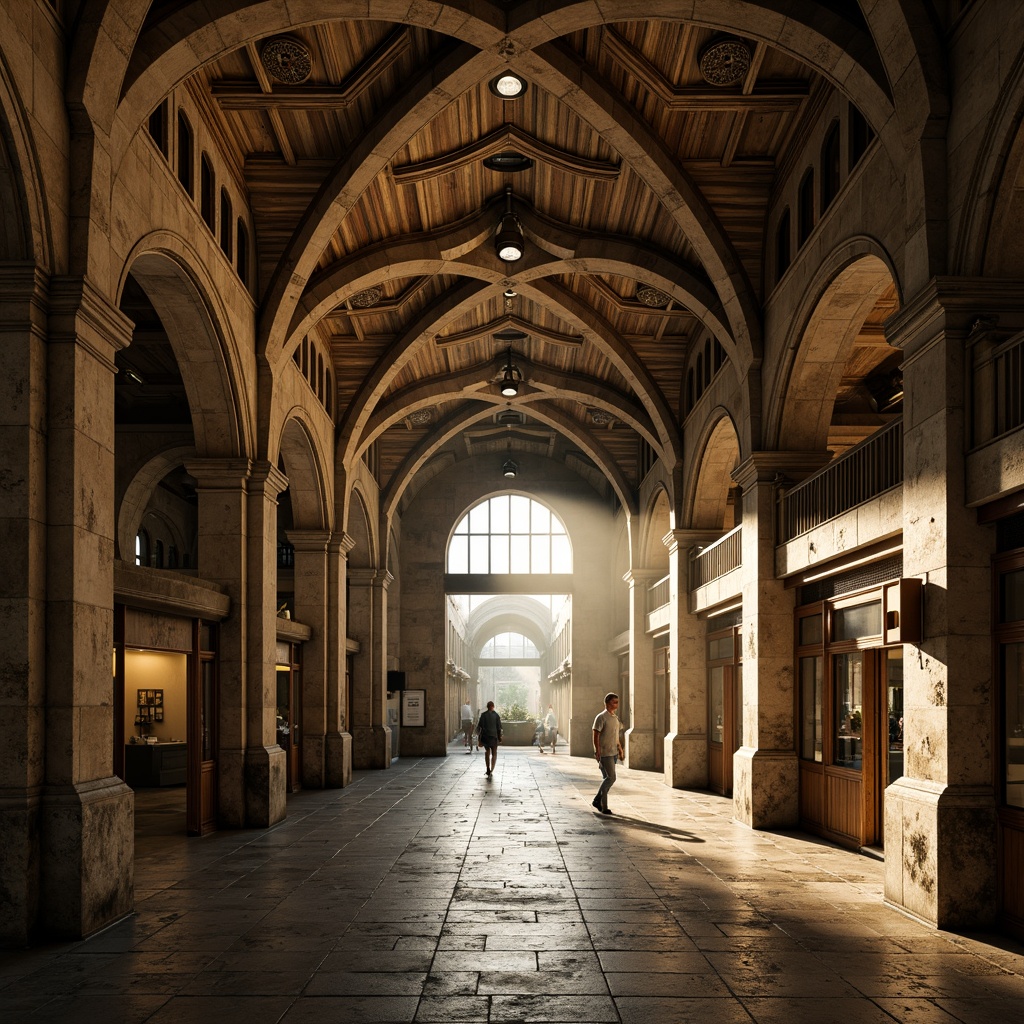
[3,744,1024,1023]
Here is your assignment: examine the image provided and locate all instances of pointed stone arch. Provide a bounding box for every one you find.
[687,412,741,532]
[278,412,332,531]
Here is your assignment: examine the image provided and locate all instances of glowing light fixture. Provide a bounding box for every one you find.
[495,188,524,262]
[489,72,527,98]
[502,458,518,479]
[499,346,521,397]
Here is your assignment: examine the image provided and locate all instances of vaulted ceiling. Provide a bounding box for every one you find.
[126,4,895,514]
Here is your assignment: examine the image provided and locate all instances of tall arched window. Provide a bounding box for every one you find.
[447,495,572,574]
[821,120,841,211]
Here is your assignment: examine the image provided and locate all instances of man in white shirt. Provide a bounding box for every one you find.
[461,699,474,751]
[592,693,624,814]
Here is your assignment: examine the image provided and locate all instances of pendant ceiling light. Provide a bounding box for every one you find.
[495,187,524,262]
[499,346,521,397]
[502,421,518,478]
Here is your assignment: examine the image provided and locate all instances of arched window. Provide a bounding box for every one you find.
[775,207,791,282]
[798,168,815,246]
[176,111,194,196]
[447,495,572,574]
[219,188,233,257]
[148,101,168,157]
[821,120,841,211]
[200,153,215,231]
[135,529,151,568]
[848,104,874,170]
[481,632,540,659]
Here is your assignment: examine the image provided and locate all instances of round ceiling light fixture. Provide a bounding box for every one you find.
[483,150,534,172]
[489,72,528,99]
[260,36,313,84]
[698,38,752,87]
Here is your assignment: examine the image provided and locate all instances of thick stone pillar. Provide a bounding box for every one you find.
[37,277,135,939]
[664,529,718,787]
[883,280,1003,928]
[244,462,289,826]
[348,567,392,769]
[623,568,657,770]
[186,458,287,828]
[326,532,355,786]
[732,455,806,828]
[288,529,331,788]
[0,265,48,946]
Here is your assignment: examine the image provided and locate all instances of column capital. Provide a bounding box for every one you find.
[248,460,289,498]
[48,275,133,370]
[622,567,662,586]
[733,451,831,489]
[286,529,332,553]
[664,529,721,555]
[348,567,394,588]
[886,276,1024,357]
[329,532,357,557]
[184,457,253,490]
[0,261,48,328]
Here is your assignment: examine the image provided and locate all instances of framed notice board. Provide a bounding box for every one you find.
[402,689,425,727]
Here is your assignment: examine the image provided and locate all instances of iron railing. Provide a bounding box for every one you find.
[689,525,742,589]
[777,418,902,542]
[646,574,670,613]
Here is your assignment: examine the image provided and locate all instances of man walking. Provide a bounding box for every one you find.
[477,700,503,777]
[461,698,474,751]
[592,692,624,814]
[541,704,558,754]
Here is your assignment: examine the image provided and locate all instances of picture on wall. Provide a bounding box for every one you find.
[136,688,164,723]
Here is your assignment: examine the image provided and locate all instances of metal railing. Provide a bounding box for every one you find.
[974,333,1024,444]
[689,525,742,589]
[646,574,670,613]
[777,418,902,542]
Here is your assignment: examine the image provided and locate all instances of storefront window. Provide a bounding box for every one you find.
[833,601,881,641]
[800,656,823,761]
[1005,642,1024,809]
[833,652,863,769]
[1001,569,1024,623]
[799,614,822,646]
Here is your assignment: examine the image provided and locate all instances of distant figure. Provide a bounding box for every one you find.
[592,692,624,814]
[461,699,475,752]
[477,700,503,777]
[541,704,558,754]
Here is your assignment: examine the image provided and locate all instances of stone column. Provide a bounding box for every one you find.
[326,532,355,786]
[38,277,135,939]
[348,567,393,769]
[664,529,719,788]
[0,265,48,945]
[288,529,331,789]
[732,454,811,828]
[244,461,289,826]
[883,279,1004,928]
[623,568,658,770]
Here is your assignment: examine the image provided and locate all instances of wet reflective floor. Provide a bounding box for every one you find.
[4,743,1024,1023]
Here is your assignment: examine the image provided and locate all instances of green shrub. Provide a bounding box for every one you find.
[498,700,531,722]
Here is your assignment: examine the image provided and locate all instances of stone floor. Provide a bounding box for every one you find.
[4,743,1024,1023]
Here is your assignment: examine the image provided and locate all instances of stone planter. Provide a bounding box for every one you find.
[501,720,540,746]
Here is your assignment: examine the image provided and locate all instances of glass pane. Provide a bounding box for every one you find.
[448,535,468,574]
[491,495,509,533]
[709,636,733,661]
[833,652,864,769]
[454,514,469,534]
[709,666,724,744]
[833,602,881,641]
[1001,569,1024,623]
[469,535,489,574]
[552,535,572,573]
[531,501,550,532]
[276,669,291,749]
[886,648,904,785]
[1005,642,1024,809]
[800,656,823,761]
[201,661,215,762]
[799,614,822,646]
[510,495,531,530]
[510,534,529,569]
[469,502,489,533]
[490,535,509,574]
[531,535,550,573]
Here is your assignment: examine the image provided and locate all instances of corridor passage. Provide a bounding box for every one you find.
[4,746,1024,1023]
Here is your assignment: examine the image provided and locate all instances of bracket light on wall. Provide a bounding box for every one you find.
[495,188,525,262]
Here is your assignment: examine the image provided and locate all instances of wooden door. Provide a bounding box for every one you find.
[187,647,218,836]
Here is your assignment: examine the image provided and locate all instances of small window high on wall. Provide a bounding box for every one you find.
[200,154,215,231]
[176,111,194,197]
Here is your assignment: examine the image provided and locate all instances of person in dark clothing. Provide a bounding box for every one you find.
[477,700,503,777]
